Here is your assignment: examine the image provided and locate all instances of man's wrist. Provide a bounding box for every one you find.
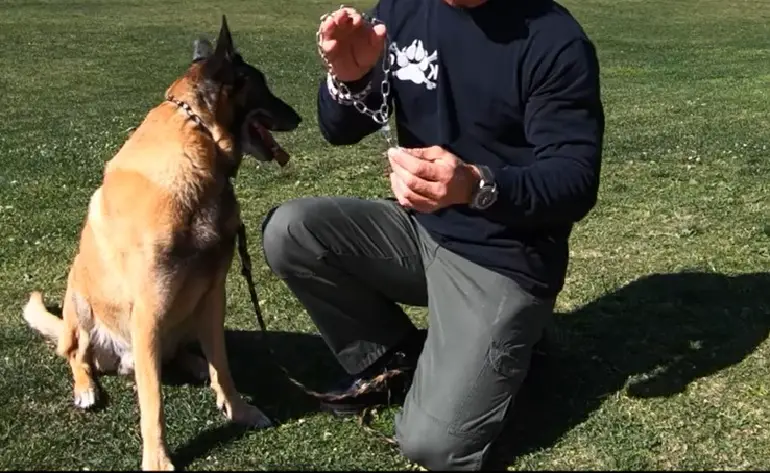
[326,68,376,105]
[342,69,375,93]
[466,164,499,209]
[463,164,483,205]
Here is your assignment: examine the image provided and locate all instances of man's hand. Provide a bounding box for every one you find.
[318,7,387,82]
[388,146,481,213]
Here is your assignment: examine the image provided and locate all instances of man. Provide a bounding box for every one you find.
[261,0,604,469]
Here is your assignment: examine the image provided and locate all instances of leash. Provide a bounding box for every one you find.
[166,88,401,449]
[235,222,400,448]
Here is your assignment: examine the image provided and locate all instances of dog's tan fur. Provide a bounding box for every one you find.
[21,18,293,471]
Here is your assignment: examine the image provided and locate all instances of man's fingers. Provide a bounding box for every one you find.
[368,24,387,51]
[319,38,338,55]
[390,172,439,213]
[320,8,358,41]
[372,23,387,37]
[332,8,350,25]
[389,172,412,208]
[349,11,364,28]
[408,146,443,161]
[319,15,336,38]
[320,7,378,61]
[371,23,387,45]
[387,148,443,181]
[390,160,443,200]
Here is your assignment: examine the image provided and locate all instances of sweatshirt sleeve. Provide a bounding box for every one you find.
[453,38,605,228]
[317,2,394,146]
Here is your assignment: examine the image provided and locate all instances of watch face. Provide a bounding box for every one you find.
[477,191,495,208]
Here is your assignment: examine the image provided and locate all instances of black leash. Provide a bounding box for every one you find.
[235,222,399,448]
[166,94,400,448]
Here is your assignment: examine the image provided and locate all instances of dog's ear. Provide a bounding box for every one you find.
[202,15,237,82]
[192,38,214,63]
[213,15,235,61]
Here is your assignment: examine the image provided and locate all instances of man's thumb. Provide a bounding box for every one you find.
[373,23,387,38]
[370,23,387,49]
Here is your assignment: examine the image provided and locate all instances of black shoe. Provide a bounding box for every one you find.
[319,331,426,417]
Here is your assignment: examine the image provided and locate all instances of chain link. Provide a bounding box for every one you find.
[317,5,397,146]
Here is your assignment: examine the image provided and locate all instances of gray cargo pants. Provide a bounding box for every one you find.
[261,197,555,470]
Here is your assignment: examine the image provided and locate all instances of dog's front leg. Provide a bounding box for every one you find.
[197,282,272,428]
[131,303,175,471]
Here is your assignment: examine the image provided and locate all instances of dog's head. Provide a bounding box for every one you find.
[188,16,302,166]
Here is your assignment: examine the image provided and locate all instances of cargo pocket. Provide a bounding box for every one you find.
[447,340,526,439]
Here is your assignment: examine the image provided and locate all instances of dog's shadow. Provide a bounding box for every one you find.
[489,270,770,468]
[41,303,345,469]
[170,328,343,469]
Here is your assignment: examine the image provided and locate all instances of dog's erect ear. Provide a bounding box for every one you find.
[216,15,235,57]
[202,15,236,82]
[192,38,214,63]
[213,15,235,61]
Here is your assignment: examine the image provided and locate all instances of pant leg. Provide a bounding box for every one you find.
[395,224,555,471]
[261,196,429,375]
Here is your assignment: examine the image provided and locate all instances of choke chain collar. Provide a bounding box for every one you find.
[316,4,398,147]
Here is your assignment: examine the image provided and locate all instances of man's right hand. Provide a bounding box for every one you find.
[318,7,388,83]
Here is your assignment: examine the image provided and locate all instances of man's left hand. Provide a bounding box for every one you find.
[387,146,481,213]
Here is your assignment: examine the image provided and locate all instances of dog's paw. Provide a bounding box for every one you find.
[142,450,175,471]
[117,353,135,376]
[226,400,272,429]
[73,386,99,409]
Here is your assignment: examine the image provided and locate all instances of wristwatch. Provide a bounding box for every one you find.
[470,165,498,210]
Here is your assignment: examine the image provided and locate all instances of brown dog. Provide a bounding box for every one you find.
[22,16,301,471]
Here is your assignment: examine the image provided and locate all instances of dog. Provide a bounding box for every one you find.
[22,16,302,471]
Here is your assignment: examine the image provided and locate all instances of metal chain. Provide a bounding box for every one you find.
[316,5,397,146]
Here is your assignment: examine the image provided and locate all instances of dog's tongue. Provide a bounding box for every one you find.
[253,122,290,167]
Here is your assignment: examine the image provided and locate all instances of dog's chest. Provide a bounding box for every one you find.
[175,182,240,261]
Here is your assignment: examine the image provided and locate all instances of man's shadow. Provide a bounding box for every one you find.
[170,270,770,468]
[490,270,770,467]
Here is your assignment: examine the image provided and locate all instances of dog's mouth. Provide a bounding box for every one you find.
[242,110,290,167]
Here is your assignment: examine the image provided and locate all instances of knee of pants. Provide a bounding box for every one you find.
[397,413,485,471]
[260,197,322,278]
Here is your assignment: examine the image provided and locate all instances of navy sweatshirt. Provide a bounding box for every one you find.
[317,0,605,298]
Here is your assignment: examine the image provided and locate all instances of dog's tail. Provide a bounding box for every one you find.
[23,291,64,342]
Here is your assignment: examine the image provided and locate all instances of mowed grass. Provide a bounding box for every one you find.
[1,0,769,470]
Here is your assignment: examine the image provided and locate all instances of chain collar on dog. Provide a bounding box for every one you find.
[166,95,245,180]
[166,96,213,136]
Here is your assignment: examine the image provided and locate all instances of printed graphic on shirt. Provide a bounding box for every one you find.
[390,39,439,90]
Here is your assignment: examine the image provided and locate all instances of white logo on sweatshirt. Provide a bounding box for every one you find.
[390,40,439,90]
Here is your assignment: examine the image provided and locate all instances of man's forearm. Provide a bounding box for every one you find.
[447,136,602,228]
[486,156,600,227]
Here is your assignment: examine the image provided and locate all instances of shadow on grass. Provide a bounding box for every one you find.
[489,270,770,468]
[46,270,769,468]
[41,301,343,469]
[171,328,342,470]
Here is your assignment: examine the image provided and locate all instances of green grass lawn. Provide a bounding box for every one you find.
[1,0,769,470]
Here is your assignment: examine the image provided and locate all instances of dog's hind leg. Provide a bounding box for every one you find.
[57,287,99,409]
[196,280,271,428]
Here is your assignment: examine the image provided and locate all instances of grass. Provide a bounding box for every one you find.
[1,0,769,470]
